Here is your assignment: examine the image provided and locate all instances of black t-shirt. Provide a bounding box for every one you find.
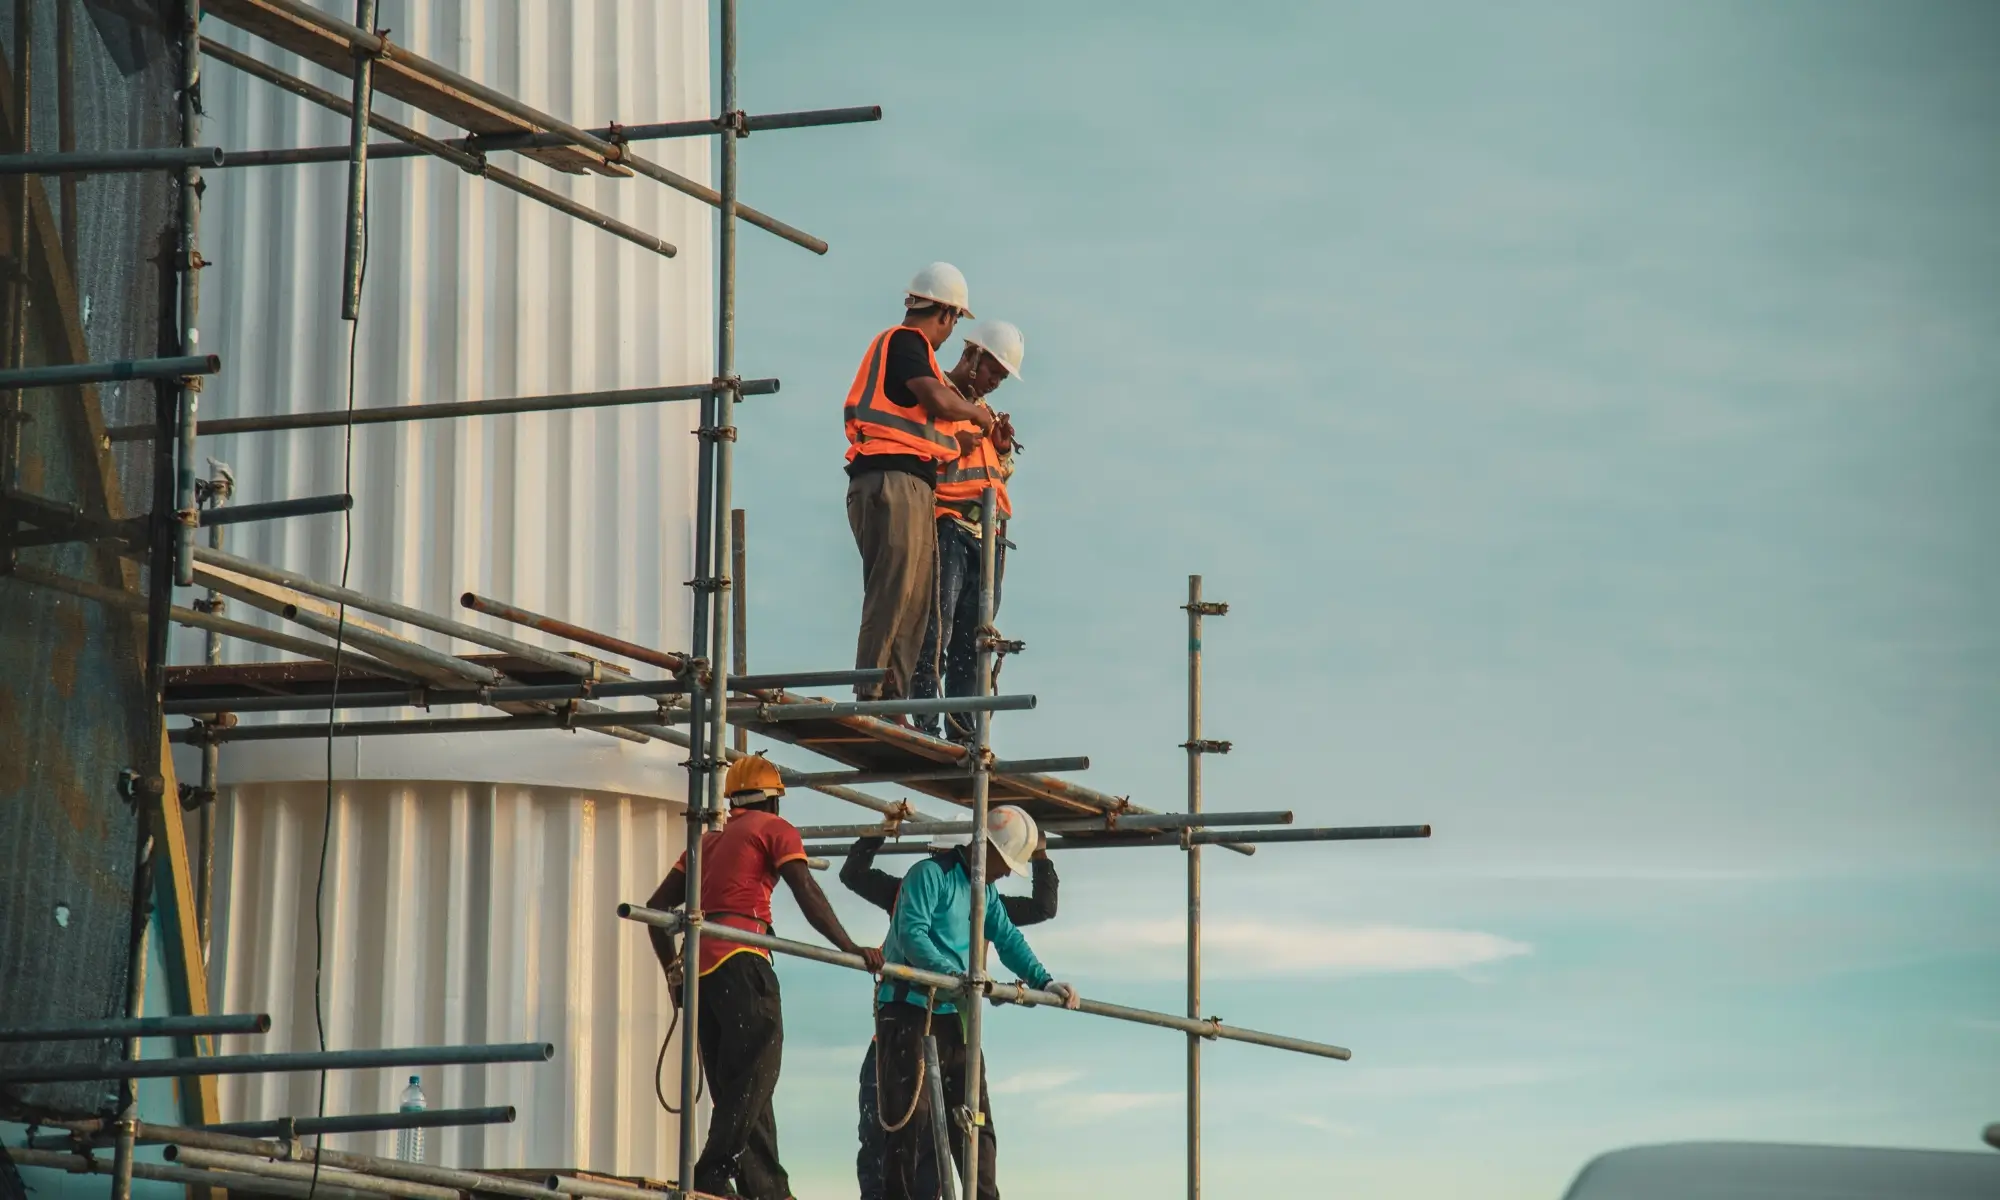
[880,327,937,410]
[847,327,945,484]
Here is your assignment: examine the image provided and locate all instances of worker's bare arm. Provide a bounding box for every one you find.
[909,376,993,429]
[780,859,886,973]
[644,868,688,977]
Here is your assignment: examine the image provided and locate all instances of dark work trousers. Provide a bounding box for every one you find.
[877,1002,997,1200]
[858,1039,941,1200]
[847,469,939,701]
[912,517,1006,741]
[693,953,789,1200]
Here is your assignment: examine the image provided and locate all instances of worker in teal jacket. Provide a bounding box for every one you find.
[872,806,1079,1200]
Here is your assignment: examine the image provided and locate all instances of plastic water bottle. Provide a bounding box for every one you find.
[396,1075,427,1162]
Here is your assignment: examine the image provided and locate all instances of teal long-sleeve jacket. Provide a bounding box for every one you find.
[878,850,1054,1015]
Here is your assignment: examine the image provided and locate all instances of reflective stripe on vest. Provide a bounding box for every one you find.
[934,425,1012,516]
[843,326,959,461]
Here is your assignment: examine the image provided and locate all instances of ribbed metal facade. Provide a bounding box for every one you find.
[210,781,685,1173]
[188,1,713,1176]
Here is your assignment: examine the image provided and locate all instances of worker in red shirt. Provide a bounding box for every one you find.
[645,756,885,1200]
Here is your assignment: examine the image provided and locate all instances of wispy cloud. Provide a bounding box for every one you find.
[1033,919,1531,980]
[1039,1090,1179,1120]
[991,1067,1084,1096]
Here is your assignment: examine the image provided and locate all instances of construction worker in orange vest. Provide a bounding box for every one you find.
[844,263,997,705]
[913,319,1024,743]
[643,755,885,1200]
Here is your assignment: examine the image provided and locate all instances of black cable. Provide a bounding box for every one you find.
[308,176,369,1200]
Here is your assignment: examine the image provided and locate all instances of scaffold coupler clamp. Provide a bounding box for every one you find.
[719,111,750,139]
[976,624,1023,656]
[1183,599,1229,617]
[1181,738,1232,755]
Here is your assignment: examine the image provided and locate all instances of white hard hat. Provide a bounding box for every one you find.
[906,262,972,317]
[961,319,1025,381]
[928,805,1039,878]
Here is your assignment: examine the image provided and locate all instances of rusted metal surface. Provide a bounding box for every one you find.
[0,0,183,1120]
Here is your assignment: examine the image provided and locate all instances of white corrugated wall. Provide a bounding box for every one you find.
[188,1,713,1176]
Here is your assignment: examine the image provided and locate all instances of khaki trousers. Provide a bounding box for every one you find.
[846,469,937,701]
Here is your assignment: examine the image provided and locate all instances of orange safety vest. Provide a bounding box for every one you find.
[935,406,1012,519]
[843,325,960,466]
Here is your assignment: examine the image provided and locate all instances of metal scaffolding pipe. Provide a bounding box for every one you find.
[652,693,1035,725]
[40,1105,518,1146]
[783,755,1089,788]
[13,564,420,680]
[201,38,675,259]
[170,1148,457,1200]
[0,1041,553,1085]
[802,824,1429,857]
[145,1124,563,1200]
[5,1147,385,1200]
[469,104,882,152]
[0,353,217,390]
[195,544,596,678]
[202,1105,516,1139]
[791,809,1293,841]
[107,378,776,442]
[160,668,886,717]
[0,1012,270,1042]
[0,145,225,173]
[542,1176,665,1200]
[281,604,499,685]
[198,492,351,526]
[461,590,689,672]
[616,906,1352,1062]
[228,0,827,253]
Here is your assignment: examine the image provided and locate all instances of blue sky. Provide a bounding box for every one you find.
[704,2,1996,1196]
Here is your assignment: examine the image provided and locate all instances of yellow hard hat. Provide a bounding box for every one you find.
[725,755,785,802]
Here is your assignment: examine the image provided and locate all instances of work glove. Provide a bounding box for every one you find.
[1046,981,1081,1010]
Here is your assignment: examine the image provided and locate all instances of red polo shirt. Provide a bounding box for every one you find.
[673,808,808,976]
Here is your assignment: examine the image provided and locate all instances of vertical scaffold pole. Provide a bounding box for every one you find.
[961,485,999,1196]
[676,1,741,1188]
[171,0,205,586]
[731,508,747,754]
[338,0,376,322]
[1183,575,1227,1200]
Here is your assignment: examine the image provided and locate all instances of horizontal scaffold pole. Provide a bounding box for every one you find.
[801,824,1431,857]
[0,1013,270,1042]
[201,39,676,259]
[169,694,1035,744]
[205,0,833,253]
[194,545,598,678]
[0,1041,554,1086]
[146,1121,567,1200]
[0,354,218,390]
[14,565,421,681]
[198,493,350,527]
[5,1147,384,1200]
[35,1106,515,1146]
[792,808,1295,840]
[163,668,887,716]
[0,146,226,174]
[784,755,1090,789]
[617,905,1351,1061]
[106,377,778,442]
